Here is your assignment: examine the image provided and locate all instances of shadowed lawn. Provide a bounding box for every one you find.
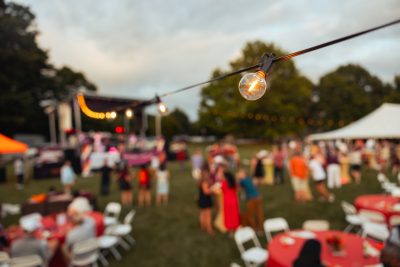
[0,144,393,267]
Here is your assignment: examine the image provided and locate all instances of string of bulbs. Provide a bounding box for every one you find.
[77,18,400,118]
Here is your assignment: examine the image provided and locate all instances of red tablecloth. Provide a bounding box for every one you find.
[354,194,400,225]
[6,211,104,267]
[267,230,382,267]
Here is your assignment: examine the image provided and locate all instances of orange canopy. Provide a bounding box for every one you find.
[0,134,28,154]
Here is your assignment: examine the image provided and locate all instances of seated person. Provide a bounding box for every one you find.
[381,225,400,267]
[293,239,325,267]
[11,216,57,264]
[62,197,95,261]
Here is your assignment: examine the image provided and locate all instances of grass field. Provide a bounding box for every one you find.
[0,144,395,267]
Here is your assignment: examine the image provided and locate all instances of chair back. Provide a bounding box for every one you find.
[361,222,389,242]
[263,217,289,241]
[0,251,10,265]
[391,188,400,197]
[234,227,260,254]
[341,201,357,215]
[302,220,329,231]
[104,202,121,218]
[19,213,42,229]
[359,209,386,224]
[72,238,99,255]
[377,173,388,183]
[123,209,136,225]
[389,215,400,227]
[9,255,43,267]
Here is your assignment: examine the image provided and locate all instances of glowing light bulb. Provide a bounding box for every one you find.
[238,71,269,100]
[158,102,168,114]
[125,109,133,118]
[110,111,117,119]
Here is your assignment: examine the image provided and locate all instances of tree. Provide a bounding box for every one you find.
[0,0,96,137]
[198,41,314,139]
[314,64,391,130]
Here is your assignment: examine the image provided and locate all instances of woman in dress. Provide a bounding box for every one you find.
[138,164,152,208]
[197,164,214,235]
[118,162,133,207]
[221,171,240,233]
[156,163,170,206]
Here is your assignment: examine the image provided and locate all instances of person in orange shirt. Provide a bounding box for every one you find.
[289,151,312,202]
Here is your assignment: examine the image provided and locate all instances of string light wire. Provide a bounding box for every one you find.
[79,18,400,115]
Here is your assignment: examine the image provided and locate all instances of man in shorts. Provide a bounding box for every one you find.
[289,151,312,202]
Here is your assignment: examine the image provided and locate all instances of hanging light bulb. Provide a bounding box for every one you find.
[156,95,168,114]
[125,109,133,118]
[238,53,275,101]
[110,111,117,119]
[158,101,168,114]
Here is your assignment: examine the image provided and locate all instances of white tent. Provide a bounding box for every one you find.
[308,103,400,140]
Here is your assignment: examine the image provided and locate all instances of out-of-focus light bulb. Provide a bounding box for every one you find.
[125,109,133,118]
[110,111,117,119]
[238,71,268,100]
[158,102,168,114]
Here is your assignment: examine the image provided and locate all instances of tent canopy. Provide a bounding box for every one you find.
[0,134,28,154]
[308,103,400,140]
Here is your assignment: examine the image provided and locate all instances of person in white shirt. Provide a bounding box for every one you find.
[309,155,334,202]
[14,157,25,190]
[156,163,170,206]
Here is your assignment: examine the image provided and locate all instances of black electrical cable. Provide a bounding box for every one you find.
[84,18,400,113]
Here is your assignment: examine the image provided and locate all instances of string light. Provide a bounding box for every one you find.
[156,95,168,114]
[125,108,133,118]
[110,111,117,119]
[238,53,274,100]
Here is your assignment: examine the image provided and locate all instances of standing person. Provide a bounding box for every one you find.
[309,155,334,202]
[221,171,240,234]
[251,150,267,186]
[138,164,152,208]
[197,163,214,235]
[289,151,312,202]
[100,159,112,195]
[156,163,170,206]
[339,151,350,185]
[326,148,341,189]
[61,160,76,195]
[191,149,203,181]
[237,169,263,234]
[14,157,25,190]
[273,145,285,185]
[118,162,133,207]
[349,146,362,184]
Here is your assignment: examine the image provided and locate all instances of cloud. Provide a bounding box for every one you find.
[13,0,400,120]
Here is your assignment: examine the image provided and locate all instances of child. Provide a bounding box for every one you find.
[237,169,263,233]
[138,165,152,207]
[156,163,170,206]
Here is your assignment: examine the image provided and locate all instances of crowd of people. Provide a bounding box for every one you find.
[192,139,400,237]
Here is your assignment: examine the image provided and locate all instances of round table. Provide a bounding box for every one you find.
[7,211,104,267]
[267,230,382,267]
[354,194,400,225]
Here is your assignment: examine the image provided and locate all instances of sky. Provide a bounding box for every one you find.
[13,0,400,120]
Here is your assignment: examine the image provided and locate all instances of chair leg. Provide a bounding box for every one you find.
[110,246,122,260]
[124,234,136,245]
[98,252,109,266]
[344,224,353,232]
[119,237,131,250]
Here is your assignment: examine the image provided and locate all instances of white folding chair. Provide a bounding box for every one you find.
[19,213,42,228]
[230,263,242,267]
[71,238,100,267]
[105,209,136,250]
[0,251,10,266]
[103,202,122,227]
[263,217,289,242]
[361,222,389,242]
[9,255,43,267]
[97,235,121,266]
[389,215,400,227]
[341,201,362,232]
[377,173,389,184]
[234,227,268,267]
[391,188,400,197]
[302,220,329,231]
[358,209,386,225]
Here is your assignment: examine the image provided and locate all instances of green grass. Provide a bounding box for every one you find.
[0,144,395,267]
